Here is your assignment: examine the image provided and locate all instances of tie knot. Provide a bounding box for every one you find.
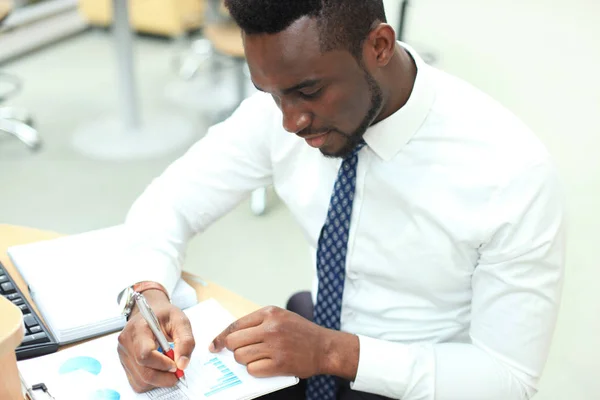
[347,140,366,159]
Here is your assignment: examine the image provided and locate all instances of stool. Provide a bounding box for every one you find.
[0,296,25,399]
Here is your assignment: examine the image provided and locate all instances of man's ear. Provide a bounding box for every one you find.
[364,23,397,67]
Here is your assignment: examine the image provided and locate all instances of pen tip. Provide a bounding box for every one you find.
[180,377,188,388]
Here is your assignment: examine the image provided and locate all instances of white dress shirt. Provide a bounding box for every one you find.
[123,43,565,400]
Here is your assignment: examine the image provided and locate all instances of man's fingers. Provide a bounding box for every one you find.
[138,349,180,373]
[210,310,265,352]
[133,322,178,372]
[246,358,277,378]
[222,326,263,351]
[137,366,180,388]
[169,311,196,370]
[232,343,271,366]
[125,352,179,389]
[120,361,150,394]
[118,304,194,393]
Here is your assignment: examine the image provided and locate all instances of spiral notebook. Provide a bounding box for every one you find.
[7,225,198,344]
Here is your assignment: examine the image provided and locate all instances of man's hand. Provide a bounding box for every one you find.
[117,289,196,393]
[209,306,359,380]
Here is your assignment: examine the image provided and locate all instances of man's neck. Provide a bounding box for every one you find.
[375,44,418,123]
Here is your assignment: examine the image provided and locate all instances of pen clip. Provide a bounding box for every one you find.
[136,293,161,330]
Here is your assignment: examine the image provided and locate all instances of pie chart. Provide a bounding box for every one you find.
[59,356,102,376]
[90,389,120,400]
[58,357,120,400]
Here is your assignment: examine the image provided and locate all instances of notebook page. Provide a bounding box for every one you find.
[8,225,198,343]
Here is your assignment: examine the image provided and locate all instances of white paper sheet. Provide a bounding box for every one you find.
[18,299,298,400]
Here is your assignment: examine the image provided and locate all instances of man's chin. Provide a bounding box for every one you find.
[316,129,366,159]
[320,147,352,159]
[321,140,365,159]
[319,143,346,159]
[320,149,341,159]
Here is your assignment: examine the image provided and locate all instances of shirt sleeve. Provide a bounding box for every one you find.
[120,93,277,295]
[351,158,566,400]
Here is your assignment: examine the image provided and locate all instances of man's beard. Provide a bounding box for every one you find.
[321,71,383,159]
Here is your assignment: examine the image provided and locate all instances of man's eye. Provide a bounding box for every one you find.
[299,88,323,99]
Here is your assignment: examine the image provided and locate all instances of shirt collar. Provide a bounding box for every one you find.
[363,42,436,161]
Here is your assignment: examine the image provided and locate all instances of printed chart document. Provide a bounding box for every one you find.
[18,299,299,400]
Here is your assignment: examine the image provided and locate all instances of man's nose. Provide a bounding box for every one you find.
[281,100,311,134]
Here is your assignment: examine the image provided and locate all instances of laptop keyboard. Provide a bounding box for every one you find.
[0,261,59,360]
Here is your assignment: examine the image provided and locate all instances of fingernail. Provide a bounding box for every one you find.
[169,365,178,373]
[208,342,216,352]
[178,356,190,370]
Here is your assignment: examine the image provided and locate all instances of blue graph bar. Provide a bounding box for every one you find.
[203,358,243,397]
[219,372,235,381]
[204,380,242,397]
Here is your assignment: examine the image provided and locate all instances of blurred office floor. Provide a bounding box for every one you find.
[0,28,312,312]
[1,1,599,399]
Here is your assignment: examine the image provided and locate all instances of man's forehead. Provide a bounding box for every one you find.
[243,18,351,90]
[243,17,321,63]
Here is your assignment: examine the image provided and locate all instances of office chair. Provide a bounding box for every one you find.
[0,2,41,151]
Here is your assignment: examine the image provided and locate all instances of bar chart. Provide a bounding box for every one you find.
[201,357,243,397]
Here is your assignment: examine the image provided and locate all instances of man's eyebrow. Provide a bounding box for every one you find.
[282,79,322,95]
[253,79,322,95]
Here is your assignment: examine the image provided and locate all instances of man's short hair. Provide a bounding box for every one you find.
[224,0,388,61]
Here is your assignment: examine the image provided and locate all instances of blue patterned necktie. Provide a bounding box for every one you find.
[306,142,366,400]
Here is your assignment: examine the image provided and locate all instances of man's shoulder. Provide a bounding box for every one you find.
[426,67,549,165]
[427,67,527,132]
[411,66,555,189]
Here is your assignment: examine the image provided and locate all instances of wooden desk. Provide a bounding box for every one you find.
[0,224,260,327]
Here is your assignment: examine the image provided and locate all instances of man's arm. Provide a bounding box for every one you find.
[117,93,278,392]
[205,154,564,400]
[121,93,277,295]
[344,159,565,399]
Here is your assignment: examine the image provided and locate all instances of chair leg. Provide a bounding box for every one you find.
[176,38,214,81]
[0,107,33,125]
[0,119,42,151]
[397,0,410,41]
[251,187,267,216]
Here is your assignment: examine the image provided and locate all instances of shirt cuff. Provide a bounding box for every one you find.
[350,335,433,399]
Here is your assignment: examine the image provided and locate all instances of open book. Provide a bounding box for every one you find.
[7,225,198,344]
[18,299,299,400]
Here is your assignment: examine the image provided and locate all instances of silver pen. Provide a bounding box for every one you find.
[133,292,188,387]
